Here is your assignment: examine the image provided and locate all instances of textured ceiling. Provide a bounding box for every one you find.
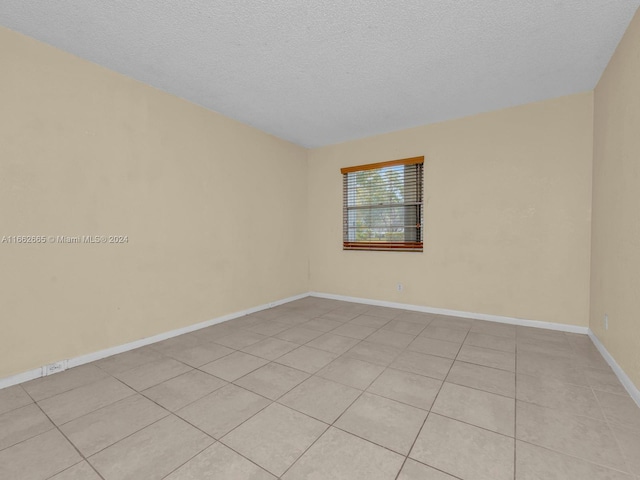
[1,1,639,147]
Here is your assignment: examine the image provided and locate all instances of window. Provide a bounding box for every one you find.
[341,156,424,252]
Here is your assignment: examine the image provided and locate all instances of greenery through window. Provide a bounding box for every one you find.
[341,156,424,251]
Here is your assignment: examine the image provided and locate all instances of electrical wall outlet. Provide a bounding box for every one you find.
[397,283,403,292]
[43,360,67,376]
[604,314,609,331]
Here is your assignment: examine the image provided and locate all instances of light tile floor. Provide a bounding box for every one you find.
[1,297,639,479]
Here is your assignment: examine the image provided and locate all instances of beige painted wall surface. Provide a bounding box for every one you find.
[0,27,308,378]
[591,9,640,389]
[309,93,593,326]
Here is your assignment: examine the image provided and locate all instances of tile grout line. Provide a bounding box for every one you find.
[0,384,37,418]
[588,368,636,475]
[514,331,636,477]
[272,309,416,477]
[156,441,217,480]
[277,337,394,479]
[514,438,635,476]
[21,387,108,480]
[393,320,473,479]
[145,394,276,478]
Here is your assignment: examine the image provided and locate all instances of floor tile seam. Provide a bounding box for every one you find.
[392,457,409,480]
[406,347,460,360]
[400,453,466,480]
[136,379,219,417]
[393,318,435,328]
[514,334,575,344]
[427,410,517,440]
[385,358,455,383]
[167,349,240,369]
[0,401,36,417]
[270,359,328,375]
[513,369,591,389]
[156,441,222,480]
[514,437,635,475]
[407,337,463,360]
[230,366,311,401]
[328,358,390,429]
[413,333,463,345]
[0,420,56,454]
[424,328,478,423]
[343,339,405,363]
[417,334,466,345]
[513,396,607,422]
[428,326,517,442]
[194,351,271,380]
[394,408,434,480]
[42,459,104,480]
[220,420,332,479]
[515,350,585,366]
[174,394,266,444]
[439,377,516,401]
[589,381,638,474]
[205,379,282,407]
[209,334,268,349]
[240,342,303,361]
[468,328,517,339]
[94,352,165,378]
[450,357,518,375]
[0,412,57,453]
[390,329,473,479]
[381,321,429,335]
[457,342,516,360]
[52,389,161,430]
[272,331,329,344]
[462,340,516,354]
[361,379,436,413]
[296,322,343,333]
[29,397,108,480]
[36,376,139,427]
[229,440,295,479]
[81,414,173,460]
[0,384,34,416]
[452,354,516,374]
[514,397,616,427]
[516,366,596,383]
[329,328,380,343]
[24,372,116,403]
[273,398,339,426]
[253,327,330,352]
[593,386,640,401]
[276,341,343,361]
[115,363,196,395]
[358,312,403,322]
[329,420,422,459]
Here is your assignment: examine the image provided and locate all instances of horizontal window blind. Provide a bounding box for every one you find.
[342,156,424,252]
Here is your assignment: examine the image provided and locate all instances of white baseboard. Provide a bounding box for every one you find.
[9,289,639,408]
[310,291,589,334]
[0,292,309,390]
[587,330,640,408]
[0,368,43,391]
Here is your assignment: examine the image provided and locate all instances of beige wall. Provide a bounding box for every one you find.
[309,93,594,327]
[0,27,309,378]
[591,9,640,388]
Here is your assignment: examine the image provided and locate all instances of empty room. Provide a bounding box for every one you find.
[1,1,640,479]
